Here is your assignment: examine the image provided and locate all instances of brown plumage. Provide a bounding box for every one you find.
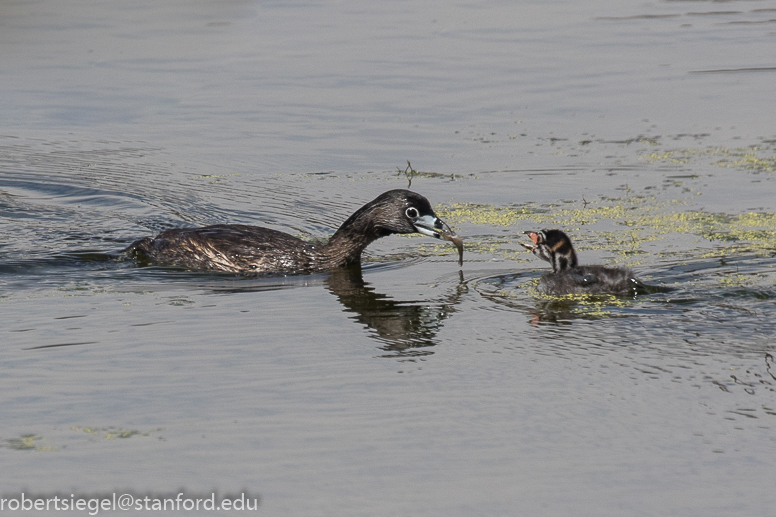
[125,189,461,274]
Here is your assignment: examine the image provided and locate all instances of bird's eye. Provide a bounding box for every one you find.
[405,207,419,219]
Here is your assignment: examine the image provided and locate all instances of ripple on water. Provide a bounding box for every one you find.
[460,250,776,424]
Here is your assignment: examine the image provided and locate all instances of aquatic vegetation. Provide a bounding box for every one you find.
[1,434,56,452]
[0,428,165,453]
[438,196,776,264]
[714,153,776,173]
[474,273,650,320]
[714,272,764,288]
[642,146,776,173]
[191,173,241,183]
[533,292,631,318]
[437,202,539,228]
[71,426,164,441]
[438,195,669,230]
[397,161,462,185]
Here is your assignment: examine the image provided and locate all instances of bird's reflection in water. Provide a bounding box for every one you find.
[33,251,467,357]
[325,265,465,358]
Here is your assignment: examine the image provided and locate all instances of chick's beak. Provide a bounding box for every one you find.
[520,231,540,250]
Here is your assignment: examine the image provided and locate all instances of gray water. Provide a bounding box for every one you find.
[2,0,776,515]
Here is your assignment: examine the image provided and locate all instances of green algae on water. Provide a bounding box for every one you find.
[437,195,776,263]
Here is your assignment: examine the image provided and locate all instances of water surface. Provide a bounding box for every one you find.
[2,0,776,515]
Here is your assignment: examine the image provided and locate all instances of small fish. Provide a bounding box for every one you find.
[449,234,464,267]
[438,223,464,266]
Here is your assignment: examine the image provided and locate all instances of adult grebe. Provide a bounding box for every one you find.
[125,189,462,274]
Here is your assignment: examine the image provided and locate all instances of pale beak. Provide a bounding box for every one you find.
[412,215,464,267]
[412,214,449,239]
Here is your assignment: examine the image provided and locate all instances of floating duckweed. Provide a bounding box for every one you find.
[642,147,776,173]
[73,427,100,434]
[735,212,776,227]
[71,426,162,441]
[538,292,629,306]
[437,203,537,227]
[1,434,56,451]
[642,151,694,164]
[104,430,141,439]
[532,292,641,318]
[412,241,469,260]
[439,195,776,263]
[714,154,776,172]
[708,230,776,243]
[192,173,241,181]
[715,273,761,287]
[439,197,657,230]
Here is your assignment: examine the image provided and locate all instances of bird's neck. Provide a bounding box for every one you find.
[552,250,578,273]
[318,211,389,268]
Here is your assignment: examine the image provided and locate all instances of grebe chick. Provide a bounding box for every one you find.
[521,229,643,295]
[125,189,461,274]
